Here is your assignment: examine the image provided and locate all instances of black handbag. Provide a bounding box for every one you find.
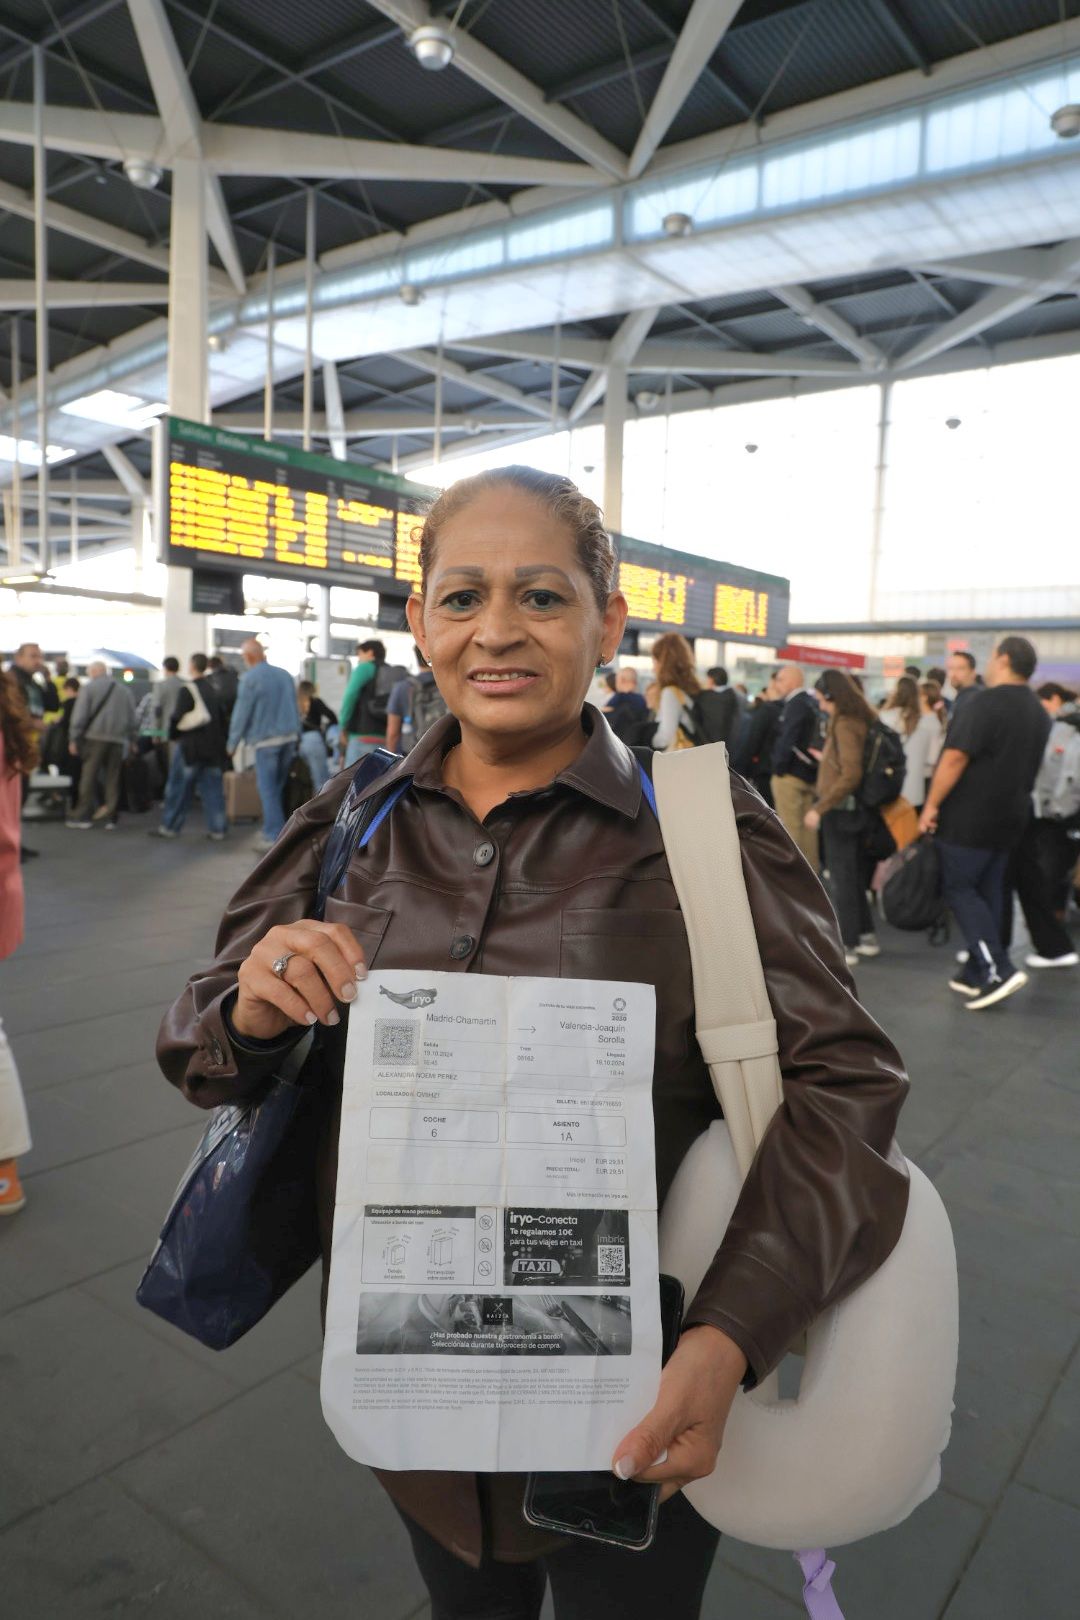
[136,748,406,1349]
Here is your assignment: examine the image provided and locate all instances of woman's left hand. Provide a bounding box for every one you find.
[611,1325,747,1502]
[804,807,821,830]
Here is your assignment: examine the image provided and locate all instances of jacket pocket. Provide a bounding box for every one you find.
[559,908,694,1064]
[322,897,392,969]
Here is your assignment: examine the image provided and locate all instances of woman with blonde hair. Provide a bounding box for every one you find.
[0,672,37,1214]
[650,632,701,751]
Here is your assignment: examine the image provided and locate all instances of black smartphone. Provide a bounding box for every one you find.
[521,1274,685,1552]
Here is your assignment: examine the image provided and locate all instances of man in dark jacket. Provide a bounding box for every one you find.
[770,663,822,867]
[731,674,782,805]
[149,653,229,841]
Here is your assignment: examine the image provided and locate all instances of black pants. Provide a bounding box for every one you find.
[938,840,1012,983]
[398,1492,720,1620]
[1015,817,1079,959]
[821,809,873,947]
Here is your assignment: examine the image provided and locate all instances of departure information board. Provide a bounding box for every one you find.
[614,534,788,646]
[163,417,435,592]
[162,418,788,644]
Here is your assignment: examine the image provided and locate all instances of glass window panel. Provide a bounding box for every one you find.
[506,204,613,264]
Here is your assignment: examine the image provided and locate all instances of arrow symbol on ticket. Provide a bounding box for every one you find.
[518,1026,536,1034]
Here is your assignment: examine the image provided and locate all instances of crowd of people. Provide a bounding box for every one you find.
[608,633,1077,1010]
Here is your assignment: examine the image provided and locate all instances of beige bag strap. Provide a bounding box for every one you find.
[652,744,784,1180]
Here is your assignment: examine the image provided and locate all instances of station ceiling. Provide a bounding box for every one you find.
[0,0,1079,555]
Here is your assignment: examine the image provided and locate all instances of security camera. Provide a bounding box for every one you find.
[635,390,660,412]
[398,282,424,306]
[662,211,693,238]
[945,417,961,430]
[745,442,759,454]
[463,417,482,436]
[124,159,163,190]
[1051,104,1080,139]
[408,24,455,70]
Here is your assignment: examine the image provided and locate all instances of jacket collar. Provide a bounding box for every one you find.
[350,702,643,820]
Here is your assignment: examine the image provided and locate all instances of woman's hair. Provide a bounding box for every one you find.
[0,670,39,777]
[297,679,315,697]
[418,466,616,612]
[1036,681,1077,704]
[919,679,946,726]
[651,632,701,697]
[885,674,920,736]
[814,667,877,727]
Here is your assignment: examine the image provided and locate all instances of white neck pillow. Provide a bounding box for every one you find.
[659,1120,959,1549]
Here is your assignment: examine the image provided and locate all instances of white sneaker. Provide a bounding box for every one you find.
[948,978,980,997]
[855,934,881,957]
[955,950,969,964]
[1026,951,1079,969]
[65,819,93,830]
[251,835,275,853]
[965,971,1028,1011]
[844,951,859,968]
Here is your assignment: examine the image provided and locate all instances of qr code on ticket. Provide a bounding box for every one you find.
[374,1020,420,1066]
[597,1243,626,1280]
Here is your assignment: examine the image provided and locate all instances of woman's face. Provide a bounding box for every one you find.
[407,486,626,750]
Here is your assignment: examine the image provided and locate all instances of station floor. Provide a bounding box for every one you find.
[1,808,1077,1619]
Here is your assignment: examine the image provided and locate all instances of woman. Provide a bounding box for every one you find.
[649,633,700,751]
[882,676,944,811]
[880,675,919,743]
[158,467,908,1619]
[0,672,36,1214]
[804,668,881,966]
[297,678,337,793]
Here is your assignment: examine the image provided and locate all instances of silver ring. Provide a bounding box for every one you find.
[271,952,294,980]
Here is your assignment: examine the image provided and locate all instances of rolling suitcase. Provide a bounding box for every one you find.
[224,769,261,823]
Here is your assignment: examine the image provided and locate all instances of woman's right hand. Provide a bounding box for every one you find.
[233,920,368,1040]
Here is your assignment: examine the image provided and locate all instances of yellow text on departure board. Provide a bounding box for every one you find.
[169,461,330,570]
[394,509,423,590]
[714,585,769,639]
[618,561,690,626]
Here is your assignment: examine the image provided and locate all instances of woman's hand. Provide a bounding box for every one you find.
[611,1325,747,1502]
[803,807,821,831]
[233,920,368,1040]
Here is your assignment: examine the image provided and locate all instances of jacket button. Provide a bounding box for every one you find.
[450,935,475,960]
[473,841,495,867]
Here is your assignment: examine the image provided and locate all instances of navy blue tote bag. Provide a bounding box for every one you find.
[136,749,407,1349]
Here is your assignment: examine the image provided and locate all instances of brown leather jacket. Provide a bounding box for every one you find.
[813,713,868,815]
[157,707,908,1566]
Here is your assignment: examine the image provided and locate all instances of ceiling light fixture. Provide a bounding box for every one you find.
[123,159,163,190]
[635,390,660,411]
[408,24,455,70]
[60,389,165,432]
[945,417,961,430]
[662,211,693,238]
[398,281,424,306]
[744,442,759,454]
[1050,104,1080,138]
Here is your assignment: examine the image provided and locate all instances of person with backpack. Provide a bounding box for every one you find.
[157,464,909,1618]
[385,648,448,754]
[149,653,230,841]
[881,675,945,811]
[919,636,1052,1008]
[803,669,883,965]
[1013,683,1080,969]
[338,640,410,768]
[649,632,701,751]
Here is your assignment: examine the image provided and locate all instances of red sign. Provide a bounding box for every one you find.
[777,644,866,671]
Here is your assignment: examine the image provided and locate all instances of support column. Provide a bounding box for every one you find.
[302,189,330,656]
[9,316,21,567]
[164,157,209,660]
[33,46,49,574]
[602,361,626,533]
[263,239,275,440]
[867,379,892,621]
